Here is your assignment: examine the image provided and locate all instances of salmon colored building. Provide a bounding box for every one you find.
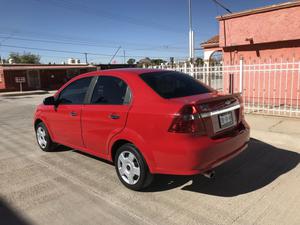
[202,1,300,65]
[201,1,300,65]
[201,1,300,112]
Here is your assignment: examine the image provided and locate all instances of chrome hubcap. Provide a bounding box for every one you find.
[117,151,140,185]
[37,127,47,148]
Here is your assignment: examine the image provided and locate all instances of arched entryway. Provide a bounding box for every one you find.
[203,49,223,67]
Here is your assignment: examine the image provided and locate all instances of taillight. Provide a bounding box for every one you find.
[168,105,206,134]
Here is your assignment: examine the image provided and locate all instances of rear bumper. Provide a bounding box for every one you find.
[152,120,250,175]
[173,141,249,175]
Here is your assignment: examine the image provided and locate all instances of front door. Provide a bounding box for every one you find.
[46,76,92,148]
[27,70,41,89]
[81,75,132,155]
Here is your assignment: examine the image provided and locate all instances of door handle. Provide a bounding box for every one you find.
[110,113,120,119]
[70,111,78,116]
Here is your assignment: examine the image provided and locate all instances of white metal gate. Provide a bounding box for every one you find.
[148,60,300,117]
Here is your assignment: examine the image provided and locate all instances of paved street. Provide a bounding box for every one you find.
[0,93,299,225]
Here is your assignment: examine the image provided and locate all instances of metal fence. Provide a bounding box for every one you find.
[148,59,300,118]
[149,64,224,91]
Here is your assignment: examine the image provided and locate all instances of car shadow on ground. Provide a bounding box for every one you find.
[144,138,300,196]
[72,150,115,166]
[50,144,73,152]
[0,198,31,225]
[50,146,114,164]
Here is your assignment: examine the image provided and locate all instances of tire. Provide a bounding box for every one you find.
[35,122,55,152]
[115,143,153,191]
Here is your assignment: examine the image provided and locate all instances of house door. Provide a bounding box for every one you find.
[27,70,41,89]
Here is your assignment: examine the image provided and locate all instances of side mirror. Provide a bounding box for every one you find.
[43,96,56,105]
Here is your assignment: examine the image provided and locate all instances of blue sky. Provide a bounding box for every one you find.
[0,0,286,64]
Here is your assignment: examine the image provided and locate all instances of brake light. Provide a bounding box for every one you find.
[168,105,206,134]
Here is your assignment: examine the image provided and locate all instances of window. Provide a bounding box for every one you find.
[58,77,92,104]
[140,71,212,99]
[91,76,131,105]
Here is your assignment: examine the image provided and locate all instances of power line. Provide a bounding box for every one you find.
[211,0,232,13]
[0,43,188,59]
[0,24,188,52]
[0,49,74,59]
[0,32,16,44]
[0,35,119,49]
[0,44,110,56]
[0,35,187,53]
[32,0,181,34]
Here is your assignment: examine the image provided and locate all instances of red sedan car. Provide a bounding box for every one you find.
[34,69,249,190]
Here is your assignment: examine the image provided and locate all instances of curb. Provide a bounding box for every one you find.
[0,90,50,97]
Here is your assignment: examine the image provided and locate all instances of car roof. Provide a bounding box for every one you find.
[77,68,167,79]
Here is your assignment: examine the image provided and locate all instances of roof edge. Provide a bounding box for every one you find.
[0,63,94,67]
[200,43,219,48]
[217,1,300,21]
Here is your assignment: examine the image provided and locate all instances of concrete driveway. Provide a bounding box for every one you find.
[0,93,299,225]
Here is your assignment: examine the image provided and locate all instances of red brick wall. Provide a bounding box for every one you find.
[3,70,28,91]
[40,69,68,90]
[0,68,5,90]
[0,67,97,91]
[39,68,96,90]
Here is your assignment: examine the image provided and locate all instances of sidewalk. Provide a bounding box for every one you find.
[245,114,300,151]
[0,90,57,97]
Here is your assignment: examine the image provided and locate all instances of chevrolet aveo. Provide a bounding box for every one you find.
[34,69,250,190]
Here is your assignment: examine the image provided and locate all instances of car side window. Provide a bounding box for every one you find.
[91,76,131,105]
[58,77,92,104]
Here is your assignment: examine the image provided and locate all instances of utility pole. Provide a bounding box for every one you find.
[0,43,3,64]
[84,53,88,64]
[123,50,126,64]
[109,46,121,64]
[188,0,194,61]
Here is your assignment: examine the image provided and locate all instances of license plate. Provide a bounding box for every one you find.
[218,111,234,129]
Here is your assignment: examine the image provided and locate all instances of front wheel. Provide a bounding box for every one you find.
[115,144,153,191]
[35,122,55,152]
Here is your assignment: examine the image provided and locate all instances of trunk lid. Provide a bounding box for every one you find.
[169,92,243,137]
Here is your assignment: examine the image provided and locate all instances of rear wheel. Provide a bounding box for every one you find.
[115,143,153,191]
[35,122,55,152]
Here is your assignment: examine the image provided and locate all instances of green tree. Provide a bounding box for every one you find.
[150,58,166,65]
[9,52,41,64]
[137,57,152,67]
[195,57,204,66]
[127,58,136,64]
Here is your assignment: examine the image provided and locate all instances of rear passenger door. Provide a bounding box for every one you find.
[81,75,132,155]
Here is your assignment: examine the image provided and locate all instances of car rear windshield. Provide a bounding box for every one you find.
[140,71,212,99]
